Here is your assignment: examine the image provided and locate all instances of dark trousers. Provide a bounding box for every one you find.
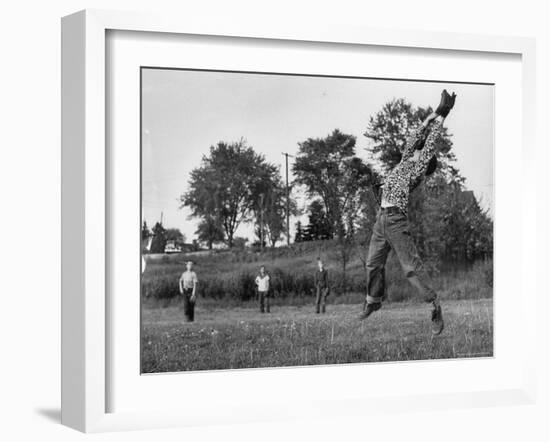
[365,209,437,305]
[181,288,196,322]
[315,287,329,313]
[258,291,270,313]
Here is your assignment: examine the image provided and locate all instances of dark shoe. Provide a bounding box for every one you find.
[431,301,444,335]
[358,302,381,320]
[435,89,457,118]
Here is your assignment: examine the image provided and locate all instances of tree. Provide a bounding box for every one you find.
[195,217,225,250]
[294,221,304,243]
[141,221,151,241]
[293,129,378,239]
[249,165,295,248]
[265,183,297,248]
[303,200,332,241]
[252,225,267,249]
[419,181,493,263]
[182,140,277,248]
[149,222,167,254]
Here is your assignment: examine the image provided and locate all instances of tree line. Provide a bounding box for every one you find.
[151,98,492,271]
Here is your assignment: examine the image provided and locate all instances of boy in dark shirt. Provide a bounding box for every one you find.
[314,259,330,314]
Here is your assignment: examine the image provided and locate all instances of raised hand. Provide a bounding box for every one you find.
[435,89,457,118]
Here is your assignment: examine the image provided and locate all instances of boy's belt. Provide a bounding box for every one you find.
[379,206,403,215]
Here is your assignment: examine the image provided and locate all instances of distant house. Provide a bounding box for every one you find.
[164,240,182,254]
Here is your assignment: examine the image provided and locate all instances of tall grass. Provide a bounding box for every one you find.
[142,242,493,306]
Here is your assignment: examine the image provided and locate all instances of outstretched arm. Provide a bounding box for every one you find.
[401,125,426,161]
[401,112,440,160]
[404,89,456,161]
[413,115,445,175]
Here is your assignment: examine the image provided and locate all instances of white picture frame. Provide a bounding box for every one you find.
[61,9,537,433]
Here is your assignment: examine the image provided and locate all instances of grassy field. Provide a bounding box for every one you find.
[141,298,493,373]
[141,241,493,372]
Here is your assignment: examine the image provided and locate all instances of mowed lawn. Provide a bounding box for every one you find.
[141,298,493,373]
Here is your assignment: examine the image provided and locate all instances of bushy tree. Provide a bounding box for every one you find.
[149,222,167,254]
[293,129,378,239]
[302,200,332,241]
[417,181,493,263]
[250,167,295,248]
[182,140,286,248]
[195,217,224,250]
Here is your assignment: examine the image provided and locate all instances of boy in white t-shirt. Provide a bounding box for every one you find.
[255,266,271,313]
[179,261,199,322]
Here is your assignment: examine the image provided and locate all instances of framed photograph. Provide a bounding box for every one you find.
[61,9,537,432]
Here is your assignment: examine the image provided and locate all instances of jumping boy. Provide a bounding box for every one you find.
[179,261,199,322]
[359,89,457,335]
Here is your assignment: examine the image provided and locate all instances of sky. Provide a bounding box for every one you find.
[141,68,494,244]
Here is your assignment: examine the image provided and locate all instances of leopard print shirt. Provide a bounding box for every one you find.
[380,120,442,213]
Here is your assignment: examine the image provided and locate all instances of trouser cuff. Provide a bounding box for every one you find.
[366,295,383,304]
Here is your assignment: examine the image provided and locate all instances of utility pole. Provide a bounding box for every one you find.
[259,193,264,251]
[282,153,294,246]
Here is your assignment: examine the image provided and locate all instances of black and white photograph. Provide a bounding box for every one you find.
[4,0,549,438]
[140,68,494,373]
